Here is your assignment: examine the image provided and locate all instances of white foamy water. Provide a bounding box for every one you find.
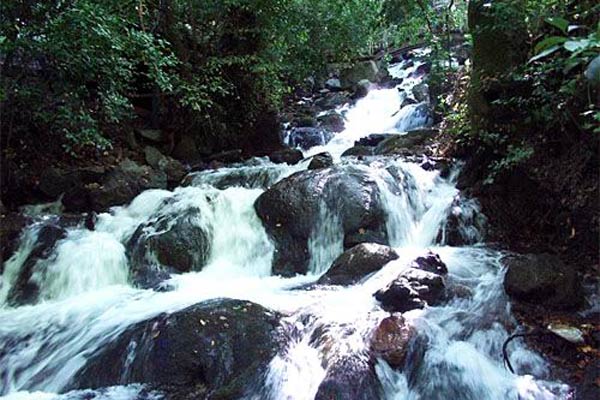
[0,54,569,400]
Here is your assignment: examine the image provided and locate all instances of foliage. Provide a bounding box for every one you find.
[451,0,599,183]
[0,0,384,154]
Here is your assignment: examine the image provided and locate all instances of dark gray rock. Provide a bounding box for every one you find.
[144,146,186,186]
[315,92,352,109]
[503,253,583,310]
[7,222,67,306]
[354,79,371,98]
[287,127,333,150]
[374,254,447,313]
[307,152,334,170]
[411,251,448,275]
[374,129,438,156]
[356,133,396,147]
[315,357,381,400]
[318,112,346,133]
[89,159,167,212]
[412,82,430,103]
[255,166,393,276]
[71,299,282,399]
[127,208,211,288]
[340,60,379,89]
[269,148,304,165]
[318,243,398,285]
[341,146,374,158]
[137,129,165,143]
[0,213,31,264]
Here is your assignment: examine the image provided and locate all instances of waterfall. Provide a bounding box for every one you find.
[0,53,571,400]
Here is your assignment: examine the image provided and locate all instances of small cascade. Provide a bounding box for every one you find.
[0,50,572,400]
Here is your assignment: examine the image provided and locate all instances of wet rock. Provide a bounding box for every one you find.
[255,166,392,276]
[0,213,31,264]
[287,127,333,150]
[294,114,318,128]
[356,133,396,147]
[340,60,379,89]
[374,129,437,156]
[38,166,106,211]
[503,253,583,310]
[325,77,342,91]
[374,258,447,313]
[137,129,165,143]
[315,92,352,109]
[318,112,345,133]
[341,145,374,158]
[71,299,282,399]
[307,152,334,170]
[127,208,211,288]
[354,79,371,99]
[315,357,382,400]
[208,149,244,164]
[89,159,167,212]
[269,148,304,165]
[412,82,430,103]
[411,251,448,275]
[409,62,431,79]
[319,243,398,285]
[370,315,416,368]
[436,196,486,246]
[144,146,186,186]
[400,97,418,108]
[7,223,67,306]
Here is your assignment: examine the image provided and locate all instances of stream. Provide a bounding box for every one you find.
[0,54,572,399]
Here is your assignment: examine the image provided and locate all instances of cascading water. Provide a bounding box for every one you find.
[0,53,572,400]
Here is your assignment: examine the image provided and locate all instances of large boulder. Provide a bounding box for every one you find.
[127,208,211,288]
[340,60,379,89]
[89,159,167,212]
[503,253,583,310]
[318,243,399,285]
[370,315,416,369]
[287,127,333,150]
[7,222,67,306]
[255,166,393,276]
[71,299,282,399]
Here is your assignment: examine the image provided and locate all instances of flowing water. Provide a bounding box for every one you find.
[0,55,572,399]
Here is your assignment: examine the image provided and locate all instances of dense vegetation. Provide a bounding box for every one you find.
[0,0,385,156]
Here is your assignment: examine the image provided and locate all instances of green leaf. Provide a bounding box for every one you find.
[546,17,569,34]
[529,45,562,63]
[534,36,567,54]
[564,39,591,53]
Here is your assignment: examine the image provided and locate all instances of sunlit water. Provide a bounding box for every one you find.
[0,56,570,399]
